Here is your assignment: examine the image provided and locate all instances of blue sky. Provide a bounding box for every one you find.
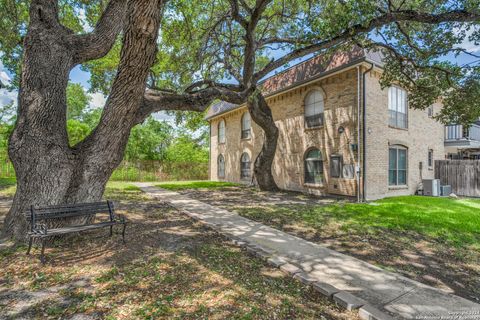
[0,28,478,120]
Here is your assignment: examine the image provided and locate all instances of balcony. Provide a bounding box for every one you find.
[445,124,480,149]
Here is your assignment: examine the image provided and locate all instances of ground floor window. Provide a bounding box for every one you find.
[389,145,407,185]
[428,149,433,168]
[218,154,225,178]
[304,148,323,184]
[240,153,251,179]
[330,155,343,178]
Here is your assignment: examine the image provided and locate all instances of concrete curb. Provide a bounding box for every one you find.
[359,305,396,320]
[312,282,340,299]
[143,190,397,320]
[333,291,367,311]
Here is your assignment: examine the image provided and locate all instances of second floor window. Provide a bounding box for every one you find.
[218,119,226,144]
[240,152,251,179]
[241,112,251,139]
[427,105,434,118]
[388,86,408,129]
[304,90,324,128]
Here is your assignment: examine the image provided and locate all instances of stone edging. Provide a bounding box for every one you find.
[177,207,396,320]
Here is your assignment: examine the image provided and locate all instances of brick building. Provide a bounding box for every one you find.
[205,48,445,200]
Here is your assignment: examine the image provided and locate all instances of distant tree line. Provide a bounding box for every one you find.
[0,83,209,164]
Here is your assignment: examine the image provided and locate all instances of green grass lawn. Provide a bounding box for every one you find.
[156,180,239,190]
[0,177,16,197]
[237,195,480,249]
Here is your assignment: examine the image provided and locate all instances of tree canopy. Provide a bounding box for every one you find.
[2,0,479,125]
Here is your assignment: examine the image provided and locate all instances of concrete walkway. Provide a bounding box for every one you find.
[136,183,480,320]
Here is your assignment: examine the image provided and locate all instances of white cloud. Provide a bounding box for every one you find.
[0,71,10,85]
[88,92,106,109]
[0,61,11,86]
[0,61,17,116]
[153,111,175,123]
[455,27,480,53]
[78,8,93,32]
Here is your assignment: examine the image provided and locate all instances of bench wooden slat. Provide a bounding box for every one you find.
[29,221,118,237]
[26,209,109,220]
[34,201,108,210]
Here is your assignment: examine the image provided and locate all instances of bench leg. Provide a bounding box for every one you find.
[40,239,46,264]
[121,223,126,244]
[109,225,113,237]
[26,237,33,255]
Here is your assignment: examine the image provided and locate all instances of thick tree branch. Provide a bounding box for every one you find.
[136,87,246,122]
[70,0,127,64]
[135,86,249,124]
[29,0,62,30]
[254,9,480,82]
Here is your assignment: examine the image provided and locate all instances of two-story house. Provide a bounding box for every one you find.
[205,48,445,200]
[445,120,480,159]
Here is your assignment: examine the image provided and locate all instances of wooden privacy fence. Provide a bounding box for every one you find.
[435,160,480,197]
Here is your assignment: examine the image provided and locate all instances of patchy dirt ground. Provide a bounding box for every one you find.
[0,186,357,320]
[177,186,480,303]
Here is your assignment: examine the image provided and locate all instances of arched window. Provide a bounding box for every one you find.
[218,119,226,144]
[240,152,251,179]
[218,154,225,178]
[389,145,408,185]
[241,112,251,139]
[304,90,324,128]
[304,148,323,184]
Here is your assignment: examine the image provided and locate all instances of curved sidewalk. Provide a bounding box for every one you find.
[136,183,480,320]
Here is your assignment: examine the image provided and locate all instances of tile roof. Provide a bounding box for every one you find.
[205,47,383,120]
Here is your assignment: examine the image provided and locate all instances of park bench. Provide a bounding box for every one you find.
[25,200,127,263]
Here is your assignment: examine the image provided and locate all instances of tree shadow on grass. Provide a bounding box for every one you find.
[179,188,480,303]
[0,198,355,320]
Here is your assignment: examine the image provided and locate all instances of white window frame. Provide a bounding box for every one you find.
[240,152,251,179]
[304,90,325,129]
[304,148,324,185]
[389,145,408,186]
[427,105,434,118]
[330,155,343,178]
[388,86,408,129]
[218,154,225,178]
[241,112,251,139]
[428,149,433,168]
[218,119,226,144]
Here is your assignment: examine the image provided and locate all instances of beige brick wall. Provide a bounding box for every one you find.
[209,65,445,199]
[364,69,445,200]
[210,68,360,197]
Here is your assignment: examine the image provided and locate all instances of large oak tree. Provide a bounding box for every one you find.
[0,0,479,239]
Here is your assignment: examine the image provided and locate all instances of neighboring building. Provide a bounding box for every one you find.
[445,120,480,159]
[205,48,445,200]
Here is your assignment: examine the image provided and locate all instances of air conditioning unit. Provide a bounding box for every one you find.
[440,185,452,197]
[423,179,441,196]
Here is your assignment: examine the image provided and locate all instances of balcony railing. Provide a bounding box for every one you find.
[445,124,480,141]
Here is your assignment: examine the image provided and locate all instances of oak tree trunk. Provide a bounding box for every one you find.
[3,0,163,241]
[247,90,279,191]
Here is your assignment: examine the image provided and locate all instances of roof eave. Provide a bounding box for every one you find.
[206,56,384,121]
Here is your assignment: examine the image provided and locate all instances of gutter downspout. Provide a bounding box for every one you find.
[356,66,361,203]
[209,123,212,180]
[362,63,374,202]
